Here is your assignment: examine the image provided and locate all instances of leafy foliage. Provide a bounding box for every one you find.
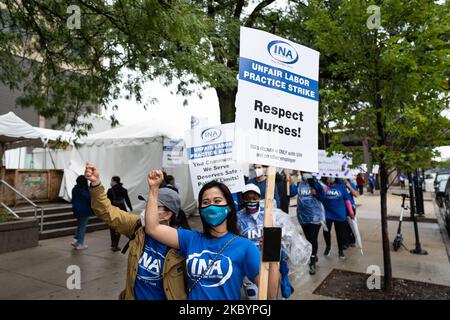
[0,0,211,135]
[287,0,449,173]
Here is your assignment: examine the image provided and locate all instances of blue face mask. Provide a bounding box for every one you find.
[200,204,229,227]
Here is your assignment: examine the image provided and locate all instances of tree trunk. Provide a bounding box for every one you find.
[216,87,237,124]
[379,161,393,292]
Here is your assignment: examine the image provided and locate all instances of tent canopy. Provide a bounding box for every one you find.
[0,112,43,146]
[82,115,186,147]
[56,115,196,213]
[0,112,75,149]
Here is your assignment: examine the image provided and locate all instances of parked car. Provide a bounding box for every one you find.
[434,171,450,207]
[443,177,450,235]
[424,172,436,192]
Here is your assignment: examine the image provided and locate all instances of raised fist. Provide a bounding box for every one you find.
[147,170,164,189]
[85,162,100,186]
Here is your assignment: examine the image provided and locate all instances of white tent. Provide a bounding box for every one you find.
[0,112,75,148]
[29,114,117,169]
[57,118,196,214]
[0,112,76,168]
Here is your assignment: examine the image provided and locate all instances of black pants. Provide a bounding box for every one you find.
[110,228,120,248]
[323,219,348,252]
[357,185,364,195]
[301,223,321,257]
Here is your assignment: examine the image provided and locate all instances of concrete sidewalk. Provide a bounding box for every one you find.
[0,230,129,299]
[290,193,450,299]
[0,193,449,300]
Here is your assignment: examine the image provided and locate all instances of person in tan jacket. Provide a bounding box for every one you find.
[84,163,188,300]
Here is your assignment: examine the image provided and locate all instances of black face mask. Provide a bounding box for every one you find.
[243,200,260,214]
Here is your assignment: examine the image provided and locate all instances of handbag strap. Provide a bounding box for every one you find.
[189,234,238,293]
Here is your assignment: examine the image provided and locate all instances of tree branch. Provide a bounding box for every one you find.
[245,0,276,27]
[234,0,245,18]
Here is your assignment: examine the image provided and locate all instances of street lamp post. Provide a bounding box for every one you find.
[408,172,428,255]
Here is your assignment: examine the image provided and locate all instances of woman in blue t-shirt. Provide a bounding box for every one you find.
[296,172,325,275]
[144,170,280,300]
[317,178,355,259]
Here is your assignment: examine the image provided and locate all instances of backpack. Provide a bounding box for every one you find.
[110,187,126,207]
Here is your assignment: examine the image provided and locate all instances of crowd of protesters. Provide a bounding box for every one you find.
[72,162,373,300]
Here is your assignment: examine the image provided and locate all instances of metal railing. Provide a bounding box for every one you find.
[0,202,20,218]
[0,179,44,233]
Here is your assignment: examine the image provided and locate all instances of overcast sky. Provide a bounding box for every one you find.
[104,78,221,131]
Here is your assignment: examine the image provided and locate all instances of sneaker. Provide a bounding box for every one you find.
[111,246,122,252]
[309,262,316,275]
[324,247,331,256]
[71,239,78,248]
[75,244,88,250]
[338,251,346,259]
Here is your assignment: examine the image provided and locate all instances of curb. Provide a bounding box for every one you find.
[433,202,450,263]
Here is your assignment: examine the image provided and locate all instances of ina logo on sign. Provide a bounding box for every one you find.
[267,40,299,64]
[201,128,222,143]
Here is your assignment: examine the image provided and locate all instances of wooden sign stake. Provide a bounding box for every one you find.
[258,166,276,300]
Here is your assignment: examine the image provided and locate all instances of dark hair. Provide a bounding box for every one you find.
[197,181,240,239]
[111,176,122,185]
[165,175,175,185]
[254,164,268,168]
[76,175,88,189]
[174,209,191,230]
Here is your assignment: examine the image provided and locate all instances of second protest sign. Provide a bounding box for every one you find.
[185,123,245,199]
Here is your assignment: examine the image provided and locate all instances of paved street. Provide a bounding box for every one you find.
[0,191,449,300]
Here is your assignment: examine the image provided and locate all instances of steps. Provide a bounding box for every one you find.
[10,202,108,240]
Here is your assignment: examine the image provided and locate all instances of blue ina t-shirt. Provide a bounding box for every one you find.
[134,235,168,300]
[297,180,325,224]
[237,207,264,248]
[177,229,260,300]
[320,182,351,222]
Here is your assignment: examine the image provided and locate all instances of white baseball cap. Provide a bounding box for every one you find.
[242,183,261,196]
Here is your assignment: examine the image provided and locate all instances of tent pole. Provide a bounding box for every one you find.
[46,147,57,169]
[0,143,4,168]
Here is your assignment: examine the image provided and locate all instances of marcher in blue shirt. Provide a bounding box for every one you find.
[71,175,94,250]
[237,183,294,299]
[133,187,185,300]
[296,172,325,275]
[237,184,264,248]
[317,178,355,259]
[248,164,280,209]
[144,172,281,300]
[84,164,190,300]
[368,174,376,194]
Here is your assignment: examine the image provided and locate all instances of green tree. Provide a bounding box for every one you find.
[188,0,301,123]
[0,0,303,132]
[289,0,450,292]
[0,0,211,135]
